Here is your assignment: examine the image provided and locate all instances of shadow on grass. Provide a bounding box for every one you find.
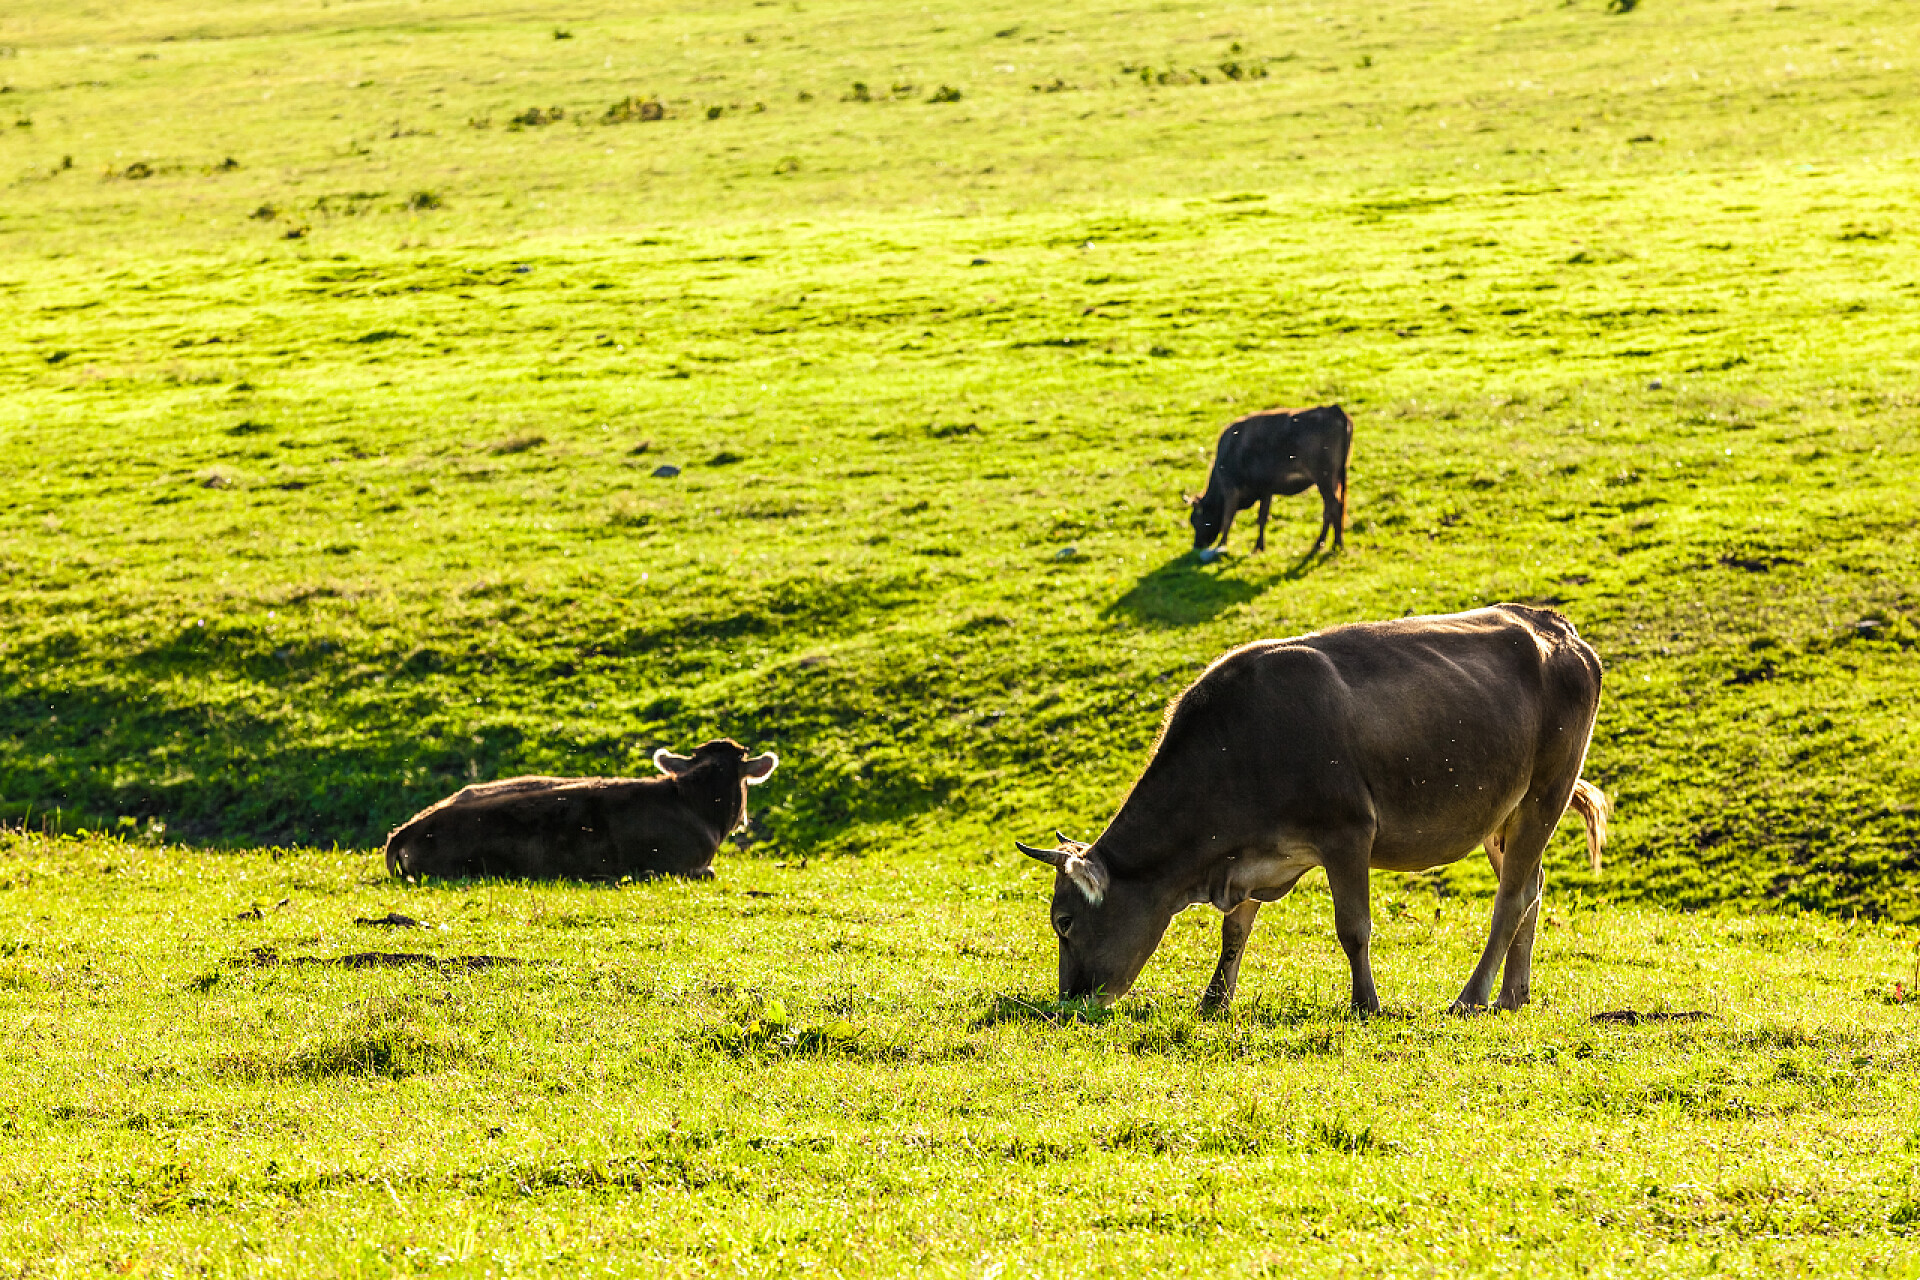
[1103,549,1328,627]
[0,637,963,849]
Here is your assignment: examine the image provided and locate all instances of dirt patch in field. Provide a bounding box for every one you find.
[237,946,519,971]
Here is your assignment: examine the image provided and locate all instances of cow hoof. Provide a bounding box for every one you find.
[1197,547,1223,564]
[1447,999,1490,1017]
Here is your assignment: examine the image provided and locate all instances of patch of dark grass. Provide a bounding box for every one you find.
[973,994,1110,1027]
[603,95,665,123]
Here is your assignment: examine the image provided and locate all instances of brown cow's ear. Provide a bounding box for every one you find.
[1063,852,1109,906]
[653,748,696,776]
[742,752,778,784]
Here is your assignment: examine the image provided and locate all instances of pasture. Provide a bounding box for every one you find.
[1,0,1918,1272]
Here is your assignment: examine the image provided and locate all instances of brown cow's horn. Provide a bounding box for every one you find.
[1015,840,1069,868]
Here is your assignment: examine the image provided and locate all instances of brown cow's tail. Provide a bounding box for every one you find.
[1568,778,1611,874]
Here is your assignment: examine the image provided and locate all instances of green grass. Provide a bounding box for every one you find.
[3,832,1920,1276]
[2,0,1919,1271]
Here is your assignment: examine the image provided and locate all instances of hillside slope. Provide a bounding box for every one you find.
[0,0,1916,916]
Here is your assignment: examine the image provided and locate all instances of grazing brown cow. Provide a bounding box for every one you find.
[1016,605,1608,1014]
[384,739,777,881]
[1188,404,1353,556]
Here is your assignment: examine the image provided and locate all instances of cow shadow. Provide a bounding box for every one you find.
[1104,549,1328,627]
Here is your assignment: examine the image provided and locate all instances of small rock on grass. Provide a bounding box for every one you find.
[651,463,681,478]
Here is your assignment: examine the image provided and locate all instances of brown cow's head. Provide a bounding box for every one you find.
[1017,834,1177,1006]
[1186,490,1226,550]
[654,739,778,828]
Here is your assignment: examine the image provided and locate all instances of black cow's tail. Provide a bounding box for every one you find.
[1568,779,1611,874]
[1334,404,1354,539]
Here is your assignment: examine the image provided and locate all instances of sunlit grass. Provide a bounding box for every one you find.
[2,0,1919,1272]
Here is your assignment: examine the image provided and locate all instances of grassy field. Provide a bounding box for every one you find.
[2,0,1919,1272]
[4,833,1920,1276]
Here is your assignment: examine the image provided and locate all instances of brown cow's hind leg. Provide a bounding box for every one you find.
[1495,863,1546,1010]
[1451,800,1555,1013]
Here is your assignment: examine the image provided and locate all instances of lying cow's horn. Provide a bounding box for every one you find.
[1015,840,1070,869]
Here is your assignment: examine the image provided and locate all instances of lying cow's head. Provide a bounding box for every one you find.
[653,739,778,826]
[1186,490,1225,550]
[1017,834,1176,1005]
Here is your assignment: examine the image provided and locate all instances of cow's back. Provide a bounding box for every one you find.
[385,775,720,881]
[1114,605,1601,876]
[1294,607,1601,866]
[1213,405,1350,496]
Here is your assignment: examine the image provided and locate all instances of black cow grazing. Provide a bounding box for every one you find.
[384,739,778,882]
[1187,404,1353,555]
[1016,605,1608,1015]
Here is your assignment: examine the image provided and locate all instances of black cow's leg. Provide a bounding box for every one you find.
[1201,899,1263,1012]
[1311,477,1339,553]
[1323,848,1379,1014]
[1253,495,1272,553]
[1215,493,1240,549]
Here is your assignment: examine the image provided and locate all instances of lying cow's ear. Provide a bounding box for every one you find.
[1062,852,1110,906]
[742,752,779,784]
[653,748,696,776]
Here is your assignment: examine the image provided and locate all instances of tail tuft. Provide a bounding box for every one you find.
[1568,778,1611,874]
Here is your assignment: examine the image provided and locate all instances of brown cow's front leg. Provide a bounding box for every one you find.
[1324,853,1379,1015]
[1253,495,1272,553]
[1200,899,1263,1012]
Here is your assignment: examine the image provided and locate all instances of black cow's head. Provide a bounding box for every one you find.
[1186,490,1225,550]
[1017,833,1176,1005]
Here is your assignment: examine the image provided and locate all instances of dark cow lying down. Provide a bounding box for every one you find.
[385,739,777,881]
[1018,605,1608,1014]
